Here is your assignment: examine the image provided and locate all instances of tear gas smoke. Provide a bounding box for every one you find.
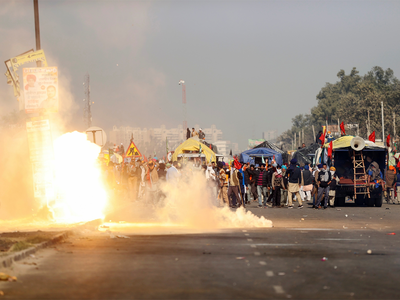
[104,165,272,234]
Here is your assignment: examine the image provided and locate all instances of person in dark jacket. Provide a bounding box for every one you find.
[255,164,267,208]
[287,159,304,209]
[186,128,191,139]
[243,164,251,203]
[315,163,332,209]
[301,165,313,202]
[248,164,258,202]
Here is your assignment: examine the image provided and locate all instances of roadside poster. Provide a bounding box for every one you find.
[26,119,55,199]
[23,67,58,113]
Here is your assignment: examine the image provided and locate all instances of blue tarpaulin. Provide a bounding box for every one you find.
[239,148,283,166]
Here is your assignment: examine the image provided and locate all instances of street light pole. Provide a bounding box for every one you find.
[33,0,41,67]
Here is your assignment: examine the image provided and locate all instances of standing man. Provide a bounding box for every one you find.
[315,163,332,209]
[191,128,199,138]
[256,164,266,208]
[218,164,229,206]
[227,162,245,208]
[199,128,206,140]
[287,159,304,209]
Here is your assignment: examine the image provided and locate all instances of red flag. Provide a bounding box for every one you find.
[340,122,346,135]
[233,157,242,170]
[387,134,391,148]
[319,128,326,145]
[368,131,375,143]
[328,141,333,158]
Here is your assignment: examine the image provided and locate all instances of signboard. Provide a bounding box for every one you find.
[26,119,55,199]
[23,67,58,113]
[86,126,107,147]
[11,49,48,71]
[248,139,265,149]
[125,141,142,157]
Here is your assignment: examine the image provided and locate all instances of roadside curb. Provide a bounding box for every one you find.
[0,231,72,268]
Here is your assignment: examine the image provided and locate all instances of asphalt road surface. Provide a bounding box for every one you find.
[1,201,400,300]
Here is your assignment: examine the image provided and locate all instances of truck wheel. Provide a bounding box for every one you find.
[375,194,383,207]
[367,198,375,207]
[335,197,345,206]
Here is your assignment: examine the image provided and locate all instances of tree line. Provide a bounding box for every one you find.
[278,66,400,150]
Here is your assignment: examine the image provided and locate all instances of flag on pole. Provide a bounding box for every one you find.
[340,122,346,135]
[261,155,265,164]
[328,141,333,158]
[319,126,326,146]
[199,144,202,153]
[368,131,375,143]
[387,134,391,148]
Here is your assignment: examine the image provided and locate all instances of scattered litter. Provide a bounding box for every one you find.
[321,257,328,261]
[386,208,390,210]
[301,218,305,221]
[334,266,337,269]
[278,272,285,276]
[175,258,178,261]
[386,233,396,235]
[116,235,130,239]
[0,273,17,282]
[343,226,348,229]
[345,215,348,217]
[236,257,245,260]
[336,209,341,211]
[29,254,35,258]
[367,250,372,254]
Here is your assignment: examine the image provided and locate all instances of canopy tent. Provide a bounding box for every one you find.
[292,143,321,166]
[239,148,283,166]
[254,140,284,153]
[171,138,217,163]
[322,136,384,150]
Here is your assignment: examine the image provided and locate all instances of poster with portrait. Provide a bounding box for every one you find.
[23,67,58,114]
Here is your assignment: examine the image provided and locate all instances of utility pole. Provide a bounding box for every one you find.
[179,80,186,140]
[381,101,385,141]
[294,133,296,149]
[312,125,316,142]
[83,74,92,128]
[33,0,41,67]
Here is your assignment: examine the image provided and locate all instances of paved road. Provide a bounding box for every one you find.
[1,201,399,299]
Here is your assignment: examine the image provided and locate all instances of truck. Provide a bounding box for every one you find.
[323,136,386,207]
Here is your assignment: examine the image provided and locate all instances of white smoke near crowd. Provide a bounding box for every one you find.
[103,165,272,234]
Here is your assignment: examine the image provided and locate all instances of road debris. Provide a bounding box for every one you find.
[386,233,396,235]
[236,257,245,260]
[278,272,285,275]
[0,273,17,282]
[367,250,372,254]
[321,257,328,261]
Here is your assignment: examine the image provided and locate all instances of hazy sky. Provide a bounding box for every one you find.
[1,0,400,149]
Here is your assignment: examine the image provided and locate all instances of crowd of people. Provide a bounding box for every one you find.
[202,159,340,210]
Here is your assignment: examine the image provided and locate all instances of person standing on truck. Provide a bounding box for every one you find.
[315,163,332,209]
